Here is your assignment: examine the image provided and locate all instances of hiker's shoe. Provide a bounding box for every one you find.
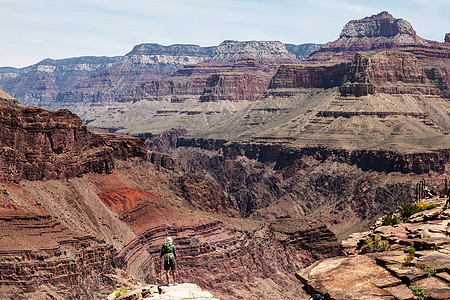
[165,283,170,286]
[174,282,178,286]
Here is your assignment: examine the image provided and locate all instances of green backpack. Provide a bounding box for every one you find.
[163,243,173,260]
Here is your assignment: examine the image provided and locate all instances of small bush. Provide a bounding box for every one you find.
[360,235,391,254]
[113,286,128,299]
[404,247,416,265]
[416,261,436,277]
[398,200,420,221]
[426,203,437,209]
[382,213,399,226]
[397,201,437,221]
[409,284,428,300]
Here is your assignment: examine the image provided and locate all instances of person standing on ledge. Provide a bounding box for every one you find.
[160,237,177,286]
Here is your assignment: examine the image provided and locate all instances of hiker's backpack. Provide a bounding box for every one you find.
[163,243,173,261]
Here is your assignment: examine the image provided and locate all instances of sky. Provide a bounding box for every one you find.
[0,0,449,68]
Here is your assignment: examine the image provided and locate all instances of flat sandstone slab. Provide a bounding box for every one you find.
[296,255,401,299]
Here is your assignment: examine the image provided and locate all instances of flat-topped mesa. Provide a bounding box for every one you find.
[340,51,441,97]
[210,40,297,66]
[125,43,216,57]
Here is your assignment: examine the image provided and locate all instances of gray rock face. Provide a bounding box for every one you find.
[340,11,416,38]
[210,40,296,63]
[445,33,450,43]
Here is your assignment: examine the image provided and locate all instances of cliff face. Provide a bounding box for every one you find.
[340,51,441,96]
[0,90,147,183]
[0,208,124,299]
[268,62,349,89]
[305,11,450,99]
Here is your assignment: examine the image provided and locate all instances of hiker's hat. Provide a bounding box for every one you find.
[166,237,172,244]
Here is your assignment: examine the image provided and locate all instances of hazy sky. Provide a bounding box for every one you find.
[0,0,449,68]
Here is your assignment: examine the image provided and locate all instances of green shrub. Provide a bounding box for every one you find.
[360,235,391,254]
[382,213,399,226]
[398,200,420,221]
[404,247,416,265]
[409,284,428,300]
[113,286,128,299]
[426,203,437,209]
[416,261,436,277]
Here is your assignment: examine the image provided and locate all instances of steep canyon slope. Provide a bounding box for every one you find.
[0,89,342,299]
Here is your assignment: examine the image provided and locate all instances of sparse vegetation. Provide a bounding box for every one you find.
[382,212,398,226]
[416,261,436,277]
[113,286,128,299]
[397,200,437,222]
[360,235,391,254]
[404,247,416,265]
[409,283,428,300]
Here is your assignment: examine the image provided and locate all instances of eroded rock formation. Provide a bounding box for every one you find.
[0,92,146,182]
[0,208,123,299]
[340,51,441,97]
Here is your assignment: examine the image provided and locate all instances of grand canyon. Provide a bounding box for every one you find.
[0,11,449,299]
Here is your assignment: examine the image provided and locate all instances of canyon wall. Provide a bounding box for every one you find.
[340,51,441,97]
[0,96,146,182]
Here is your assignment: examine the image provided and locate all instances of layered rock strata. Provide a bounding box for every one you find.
[268,62,349,89]
[178,139,449,174]
[121,218,342,300]
[340,51,441,97]
[0,93,147,182]
[305,11,450,99]
[0,208,122,299]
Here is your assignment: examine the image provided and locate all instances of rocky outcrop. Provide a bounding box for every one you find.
[0,208,122,299]
[0,90,148,182]
[307,11,430,62]
[340,11,416,38]
[297,197,450,299]
[210,40,297,65]
[284,43,323,60]
[340,51,441,96]
[268,62,349,89]
[446,33,450,43]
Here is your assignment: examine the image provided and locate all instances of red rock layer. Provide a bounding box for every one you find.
[268,62,349,89]
[0,95,147,182]
[0,208,120,299]
[121,218,342,299]
[339,51,441,97]
[200,73,271,102]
